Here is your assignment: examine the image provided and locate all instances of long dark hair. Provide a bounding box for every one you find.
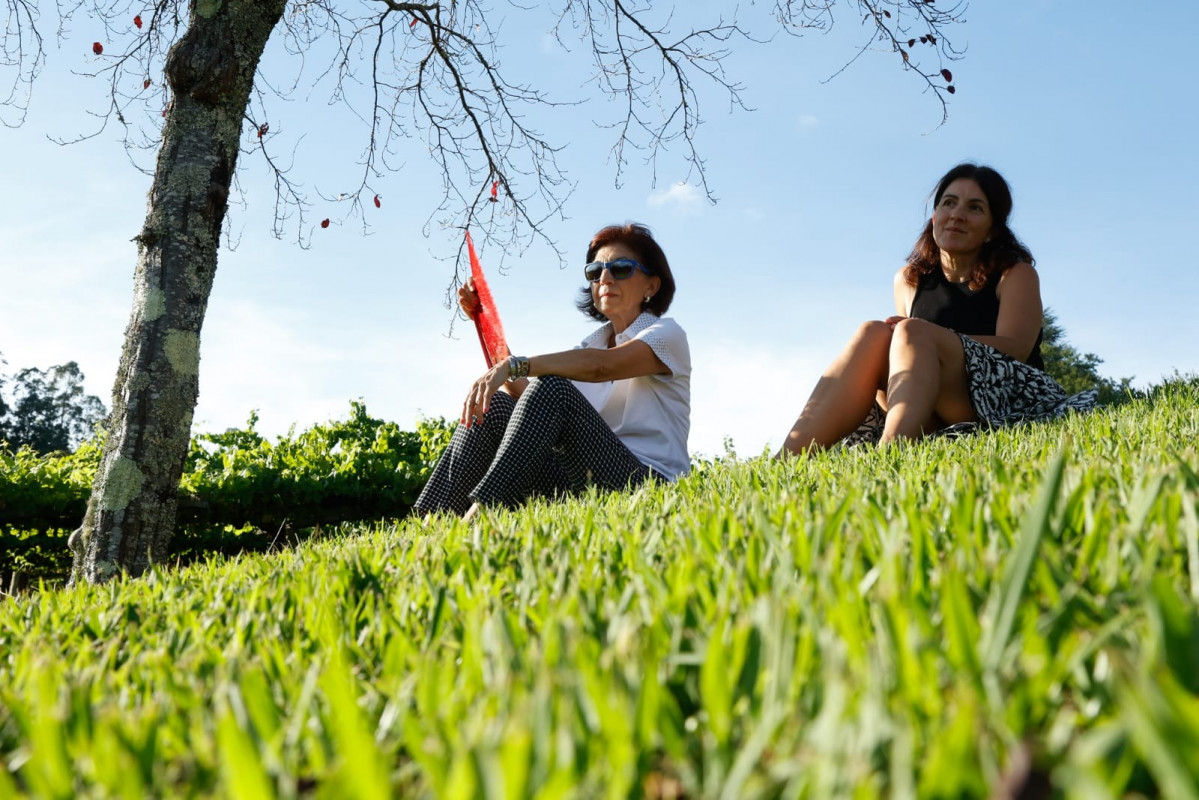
[576,223,676,322]
[903,163,1035,291]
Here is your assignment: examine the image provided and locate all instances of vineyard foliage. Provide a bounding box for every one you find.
[1,378,1198,796]
[0,402,453,582]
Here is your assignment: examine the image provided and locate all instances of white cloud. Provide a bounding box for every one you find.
[193,299,482,437]
[797,114,820,130]
[647,182,705,216]
[687,340,825,460]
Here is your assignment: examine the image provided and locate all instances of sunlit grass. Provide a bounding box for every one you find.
[2,380,1198,797]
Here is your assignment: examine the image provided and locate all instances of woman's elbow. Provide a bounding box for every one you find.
[991,337,1035,363]
[579,355,612,382]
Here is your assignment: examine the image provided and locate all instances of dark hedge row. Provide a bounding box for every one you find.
[0,402,453,585]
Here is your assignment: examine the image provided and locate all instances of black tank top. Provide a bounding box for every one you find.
[909,268,1045,370]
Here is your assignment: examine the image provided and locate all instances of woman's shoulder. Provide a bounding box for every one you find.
[631,312,686,337]
[995,261,1038,287]
[993,261,1040,303]
[629,314,690,370]
[1001,261,1037,276]
[894,265,922,289]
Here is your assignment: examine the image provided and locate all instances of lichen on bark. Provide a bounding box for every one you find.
[100,457,144,511]
[197,0,225,20]
[143,286,166,321]
[164,330,201,375]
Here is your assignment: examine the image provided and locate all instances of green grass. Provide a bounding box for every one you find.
[3,382,1199,798]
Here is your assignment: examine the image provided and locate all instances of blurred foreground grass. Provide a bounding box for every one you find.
[2,381,1199,798]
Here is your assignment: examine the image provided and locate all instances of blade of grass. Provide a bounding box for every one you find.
[982,447,1066,673]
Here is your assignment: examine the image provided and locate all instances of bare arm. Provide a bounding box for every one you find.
[527,339,668,383]
[463,339,668,424]
[963,263,1042,361]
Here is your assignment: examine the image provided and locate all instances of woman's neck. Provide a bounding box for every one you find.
[606,309,642,338]
[939,251,980,283]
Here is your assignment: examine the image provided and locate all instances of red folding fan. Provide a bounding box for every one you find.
[465,230,510,368]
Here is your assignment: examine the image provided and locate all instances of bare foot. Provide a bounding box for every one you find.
[462,503,481,523]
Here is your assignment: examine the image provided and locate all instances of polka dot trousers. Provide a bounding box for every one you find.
[414,376,653,515]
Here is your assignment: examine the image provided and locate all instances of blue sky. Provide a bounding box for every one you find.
[2,1,1197,458]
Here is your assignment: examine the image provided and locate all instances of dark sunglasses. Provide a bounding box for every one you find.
[584,258,653,282]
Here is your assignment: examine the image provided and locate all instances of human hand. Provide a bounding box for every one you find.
[462,360,509,427]
[458,277,480,319]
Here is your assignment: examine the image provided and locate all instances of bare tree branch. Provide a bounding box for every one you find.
[5,0,969,272]
[775,0,966,127]
[2,0,47,126]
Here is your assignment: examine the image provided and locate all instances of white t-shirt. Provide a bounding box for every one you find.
[570,312,691,480]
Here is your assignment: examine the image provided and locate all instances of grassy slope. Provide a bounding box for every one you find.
[2,384,1199,798]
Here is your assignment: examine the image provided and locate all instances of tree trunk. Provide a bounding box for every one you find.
[73,0,287,583]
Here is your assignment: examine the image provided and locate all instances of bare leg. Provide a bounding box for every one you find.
[881,319,975,443]
[778,321,893,456]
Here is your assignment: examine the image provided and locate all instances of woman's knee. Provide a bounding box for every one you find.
[891,319,964,364]
[522,374,570,399]
[533,375,572,391]
[842,319,893,358]
[463,390,514,435]
[889,317,938,351]
[516,375,574,414]
[854,319,892,343]
[489,390,517,415]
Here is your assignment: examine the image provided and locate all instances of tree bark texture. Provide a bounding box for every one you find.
[73,0,287,583]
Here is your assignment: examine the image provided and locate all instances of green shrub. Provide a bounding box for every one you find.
[0,403,453,582]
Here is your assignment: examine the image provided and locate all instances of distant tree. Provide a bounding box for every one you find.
[3,1,967,582]
[0,362,108,454]
[1041,309,1135,406]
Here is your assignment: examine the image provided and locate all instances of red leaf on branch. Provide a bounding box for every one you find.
[900,49,909,63]
[134,15,143,29]
[908,39,916,47]
[257,123,269,138]
[373,195,381,208]
[927,34,937,45]
[941,68,953,82]
[883,9,891,18]
[489,180,499,202]
[409,17,418,28]
[320,218,330,229]
[947,85,956,94]
[92,42,103,55]
[143,78,151,89]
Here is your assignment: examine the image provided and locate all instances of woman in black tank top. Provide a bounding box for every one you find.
[778,163,1092,455]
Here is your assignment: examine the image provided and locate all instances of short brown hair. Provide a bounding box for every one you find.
[577,223,676,322]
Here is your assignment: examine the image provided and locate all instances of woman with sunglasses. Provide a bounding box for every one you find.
[415,222,689,519]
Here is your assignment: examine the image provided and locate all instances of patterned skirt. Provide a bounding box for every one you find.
[843,334,1099,446]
